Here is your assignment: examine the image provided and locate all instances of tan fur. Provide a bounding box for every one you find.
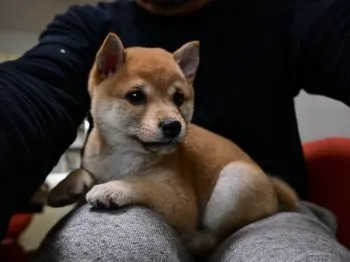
[270,176,299,211]
[48,33,300,256]
[47,168,94,207]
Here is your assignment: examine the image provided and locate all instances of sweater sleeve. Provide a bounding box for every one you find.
[286,0,350,105]
[0,4,111,236]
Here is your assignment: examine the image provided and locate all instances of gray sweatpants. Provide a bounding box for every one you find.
[33,202,350,262]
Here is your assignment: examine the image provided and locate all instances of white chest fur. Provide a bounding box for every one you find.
[82,145,152,183]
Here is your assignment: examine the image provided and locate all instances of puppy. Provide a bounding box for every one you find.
[47,33,299,256]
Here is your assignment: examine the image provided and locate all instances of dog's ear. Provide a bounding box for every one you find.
[173,41,200,80]
[95,33,126,80]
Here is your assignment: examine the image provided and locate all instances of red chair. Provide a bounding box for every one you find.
[303,137,350,249]
[0,213,33,262]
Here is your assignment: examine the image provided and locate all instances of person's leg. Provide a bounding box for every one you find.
[209,202,350,262]
[32,204,193,262]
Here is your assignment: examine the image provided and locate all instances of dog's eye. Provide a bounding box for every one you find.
[173,92,184,106]
[125,90,146,105]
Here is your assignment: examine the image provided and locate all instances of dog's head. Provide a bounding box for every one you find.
[88,33,200,154]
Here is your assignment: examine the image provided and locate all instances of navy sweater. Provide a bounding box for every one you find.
[1,0,350,237]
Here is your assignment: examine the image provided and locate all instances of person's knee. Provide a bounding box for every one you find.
[209,208,350,262]
[33,204,192,262]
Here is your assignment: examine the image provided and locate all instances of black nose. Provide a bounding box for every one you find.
[159,120,181,139]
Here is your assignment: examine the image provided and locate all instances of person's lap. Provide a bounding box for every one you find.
[210,203,349,262]
[33,202,350,262]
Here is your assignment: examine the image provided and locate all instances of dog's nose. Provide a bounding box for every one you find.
[159,120,181,139]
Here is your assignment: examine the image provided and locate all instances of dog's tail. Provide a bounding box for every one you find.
[270,177,299,211]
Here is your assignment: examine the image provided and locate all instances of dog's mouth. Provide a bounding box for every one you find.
[141,141,177,149]
[136,139,178,153]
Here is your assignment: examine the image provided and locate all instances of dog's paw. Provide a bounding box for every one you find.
[86,181,133,209]
[47,169,94,207]
[47,187,81,207]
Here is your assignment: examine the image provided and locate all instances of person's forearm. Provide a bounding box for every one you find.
[0,59,88,209]
[0,4,111,238]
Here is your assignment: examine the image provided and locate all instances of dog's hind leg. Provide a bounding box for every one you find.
[186,161,278,256]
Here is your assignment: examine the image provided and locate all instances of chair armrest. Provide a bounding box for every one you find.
[303,137,350,248]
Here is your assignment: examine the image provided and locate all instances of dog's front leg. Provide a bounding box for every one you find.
[86,175,198,236]
[85,179,136,209]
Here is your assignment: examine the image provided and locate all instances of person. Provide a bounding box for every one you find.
[1,0,350,260]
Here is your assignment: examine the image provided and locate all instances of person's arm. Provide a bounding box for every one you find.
[0,3,111,237]
[286,0,350,105]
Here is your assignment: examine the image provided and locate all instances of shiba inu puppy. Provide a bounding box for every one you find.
[47,33,299,255]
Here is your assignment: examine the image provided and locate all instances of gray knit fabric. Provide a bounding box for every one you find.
[33,202,350,262]
[209,202,350,262]
[33,205,192,262]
